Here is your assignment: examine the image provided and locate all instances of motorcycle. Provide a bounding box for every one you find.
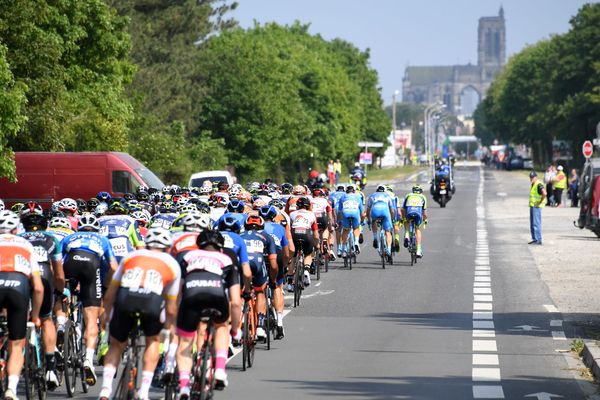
[431,176,452,208]
[349,174,366,191]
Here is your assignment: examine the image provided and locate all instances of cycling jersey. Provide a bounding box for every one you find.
[99,215,144,261]
[170,231,199,271]
[263,222,288,285]
[240,230,276,289]
[0,234,41,277]
[62,231,116,267]
[150,213,178,230]
[289,209,318,256]
[338,193,364,229]
[403,193,427,226]
[47,227,74,242]
[368,192,394,231]
[220,231,249,265]
[110,249,181,342]
[329,191,345,211]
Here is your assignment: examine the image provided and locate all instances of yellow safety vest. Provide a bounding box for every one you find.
[529,182,546,208]
[553,171,567,190]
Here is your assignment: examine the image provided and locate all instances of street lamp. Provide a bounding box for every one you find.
[392,90,400,131]
[424,102,445,166]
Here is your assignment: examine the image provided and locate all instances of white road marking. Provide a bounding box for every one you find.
[474,288,492,295]
[473,330,496,338]
[475,276,491,282]
[473,340,498,352]
[474,303,493,311]
[474,294,493,302]
[473,354,499,365]
[550,320,563,327]
[473,385,505,399]
[473,311,494,320]
[472,367,501,381]
[315,282,322,287]
[473,320,495,329]
[475,271,491,276]
[474,282,492,288]
[544,304,559,313]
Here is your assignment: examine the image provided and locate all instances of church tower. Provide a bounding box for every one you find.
[477,6,506,81]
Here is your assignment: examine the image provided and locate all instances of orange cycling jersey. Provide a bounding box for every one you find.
[112,249,181,300]
[0,234,40,277]
[170,231,199,258]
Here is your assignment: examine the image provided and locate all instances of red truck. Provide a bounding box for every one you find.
[0,152,164,207]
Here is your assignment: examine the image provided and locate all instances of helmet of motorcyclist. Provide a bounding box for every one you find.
[376,185,386,192]
[412,185,423,194]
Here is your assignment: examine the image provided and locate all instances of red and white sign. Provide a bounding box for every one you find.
[359,152,373,165]
[583,140,593,159]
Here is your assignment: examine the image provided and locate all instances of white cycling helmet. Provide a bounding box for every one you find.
[78,214,100,231]
[179,203,198,214]
[59,198,78,213]
[199,186,211,195]
[130,210,150,226]
[49,216,71,230]
[0,210,20,233]
[145,227,172,249]
[94,203,108,216]
[181,211,212,232]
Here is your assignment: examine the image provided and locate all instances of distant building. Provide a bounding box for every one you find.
[402,7,506,116]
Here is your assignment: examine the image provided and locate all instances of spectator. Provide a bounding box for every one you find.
[568,168,579,207]
[528,171,547,245]
[544,164,556,206]
[327,160,335,187]
[552,165,567,207]
[334,159,342,184]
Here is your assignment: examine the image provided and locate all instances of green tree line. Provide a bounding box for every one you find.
[474,3,600,165]
[0,0,390,184]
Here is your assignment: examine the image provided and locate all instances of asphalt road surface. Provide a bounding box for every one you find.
[47,166,597,400]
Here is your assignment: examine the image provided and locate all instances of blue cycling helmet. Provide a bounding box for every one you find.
[97,191,111,202]
[227,199,245,214]
[218,215,242,233]
[258,205,278,221]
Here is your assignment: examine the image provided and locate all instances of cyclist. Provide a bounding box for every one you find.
[285,185,308,214]
[216,216,252,294]
[176,230,242,396]
[61,214,118,385]
[310,188,335,262]
[58,198,79,230]
[150,201,178,230]
[98,228,180,400]
[99,201,145,263]
[329,185,346,257]
[213,199,247,230]
[385,185,402,251]
[47,215,75,242]
[259,205,290,339]
[19,202,65,390]
[366,185,395,261]
[401,185,428,258]
[288,197,319,289]
[337,184,365,257]
[0,210,44,400]
[240,215,278,341]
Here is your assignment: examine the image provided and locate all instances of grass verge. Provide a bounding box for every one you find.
[366,165,425,182]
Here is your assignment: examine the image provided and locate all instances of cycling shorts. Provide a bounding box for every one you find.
[176,270,230,335]
[110,288,164,343]
[0,272,30,340]
[370,205,393,232]
[248,259,268,289]
[406,212,423,227]
[316,214,329,231]
[341,212,360,230]
[292,232,314,256]
[63,250,102,307]
[38,263,55,319]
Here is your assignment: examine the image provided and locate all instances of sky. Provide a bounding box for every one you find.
[230,0,594,105]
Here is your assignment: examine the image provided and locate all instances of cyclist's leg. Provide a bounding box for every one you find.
[99,305,131,399]
[351,214,361,251]
[39,274,59,386]
[2,273,29,395]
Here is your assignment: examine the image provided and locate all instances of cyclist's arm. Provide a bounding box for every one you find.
[265,235,278,282]
[50,236,65,292]
[224,263,241,332]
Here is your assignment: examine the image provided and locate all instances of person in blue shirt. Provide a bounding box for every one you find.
[259,205,289,340]
[217,215,252,292]
[366,185,396,259]
[213,199,247,231]
[61,214,118,387]
[337,184,365,257]
[240,215,278,342]
[329,185,346,255]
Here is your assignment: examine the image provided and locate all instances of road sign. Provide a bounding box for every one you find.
[359,152,373,165]
[357,141,383,148]
[582,140,593,158]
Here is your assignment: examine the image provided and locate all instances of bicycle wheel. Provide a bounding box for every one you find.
[348,235,354,270]
[379,232,386,269]
[164,371,178,400]
[24,341,34,400]
[242,302,249,371]
[63,323,76,397]
[315,247,321,281]
[114,355,132,400]
[265,295,271,350]
[323,240,329,273]
[198,333,214,400]
[35,340,47,400]
[293,254,303,308]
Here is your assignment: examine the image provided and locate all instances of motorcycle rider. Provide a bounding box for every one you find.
[349,162,366,189]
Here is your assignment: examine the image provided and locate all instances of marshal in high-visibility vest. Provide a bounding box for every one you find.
[553,170,567,190]
[529,181,547,208]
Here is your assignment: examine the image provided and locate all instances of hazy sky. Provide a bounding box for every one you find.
[231,0,593,104]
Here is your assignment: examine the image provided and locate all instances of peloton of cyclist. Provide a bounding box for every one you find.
[401,185,428,258]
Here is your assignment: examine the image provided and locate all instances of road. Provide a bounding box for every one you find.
[48,166,597,400]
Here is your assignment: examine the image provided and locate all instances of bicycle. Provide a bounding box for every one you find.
[265,285,277,350]
[241,292,256,371]
[374,218,391,269]
[342,217,356,270]
[407,218,418,266]
[23,321,46,400]
[60,280,89,397]
[188,309,220,400]
[114,314,143,400]
[293,239,305,308]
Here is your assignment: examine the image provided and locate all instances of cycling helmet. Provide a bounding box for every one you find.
[94,203,108,216]
[257,184,269,196]
[78,214,100,231]
[49,216,71,230]
[312,188,325,197]
[123,193,135,201]
[259,205,278,221]
[269,199,284,210]
[196,201,211,214]
[179,203,198,214]
[59,198,78,214]
[170,185,181,195]
[108,200,127,215]
[245,215,265,230]
[227,199,245,214]
[87,198,100,211]
[97,191,112,202]
[385,185,394,194]
[196,229,224,249]
[217,182,229,192]
[130,210,150,227]
[269,191,280,200]
[346,184,356,193]
[136,185,149,195]
[0,210,21,233]
[412,185,423,194]
[292,185,305,195]
[218,215,242,233]
[252,198,267,210]
[181,211,212,232]
[20,201,44,217]
[136,190,149,202]
[76,198,87,212]
[145,227,173,249]
[21,212,48,232]
[159,201,176,214]
[0,199,4,212]
[376,185,386,192]
[281,183,293,194]
[10,203,24,213]
[199,186,211,196]
[296,197,311,210]
[212,193,229,207]
[162,185,171,195]
[228,186,241,199]
[336,184,345,192]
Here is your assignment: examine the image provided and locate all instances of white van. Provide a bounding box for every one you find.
[188,170,236,188]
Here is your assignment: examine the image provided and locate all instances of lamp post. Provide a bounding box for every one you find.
[392,90,399,166]
[424,102,445,166]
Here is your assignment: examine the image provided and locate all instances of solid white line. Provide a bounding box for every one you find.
[474,282,491,288]
[473,320,495,329]
[475,276,491,282]
[474,288,492,295]
[473,311,493,320]
[544,304,559,313]
[474,295,493,302]
[473,385,505,398]
[474,302,493,311]
[473,340,498,352]
[550,319,563,327]
[473,354,499,365]
[552,331,567,341]
[473,329,496,338]
[472,367,501,381]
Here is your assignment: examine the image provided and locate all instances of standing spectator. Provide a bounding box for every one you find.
[528,171,547,245]
[544,164,556,206]
[568,168,579,207]
[552,165,567,207]
[327,160,335,187]
[334,159,342,184]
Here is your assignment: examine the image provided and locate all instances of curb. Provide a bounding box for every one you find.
[582,341,600,382]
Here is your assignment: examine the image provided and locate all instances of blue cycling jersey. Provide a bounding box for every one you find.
[221,231,249,264]
[213,212,247,230]
[62,231,116,271]
[329,191,345,210]
[150,213,178,230]
[263,222,288,251]
[367,192,394,209]
[338,193,364,214]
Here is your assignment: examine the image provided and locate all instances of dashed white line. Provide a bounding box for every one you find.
[472,367,502,381]
[473,385,505,398]
[473,330,496,338]
[474,288,492,294]
[473,340,498,352]
[473,354,500,365]
[473,320,495,329]
[474,294,493,302]
[474,303,493,311]
[473,311,494,320]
